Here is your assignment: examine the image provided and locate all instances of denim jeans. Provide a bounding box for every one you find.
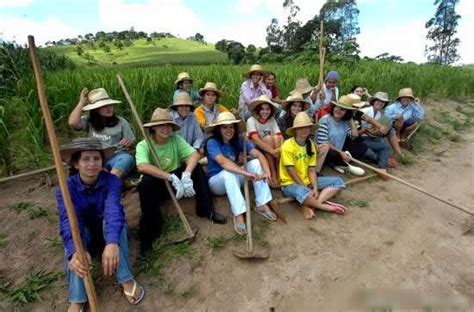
[281,176,345,204]
[64,225,133,303]
[362,136,390,169]
[105,151,135,176]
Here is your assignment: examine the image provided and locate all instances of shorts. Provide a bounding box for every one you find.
[281,176,345,204]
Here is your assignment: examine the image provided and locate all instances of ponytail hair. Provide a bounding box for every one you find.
[305,138,314,157]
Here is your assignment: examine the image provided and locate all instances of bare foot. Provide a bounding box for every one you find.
[301,205,315,220]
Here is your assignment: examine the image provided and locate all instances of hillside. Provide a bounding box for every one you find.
[47,38,228,66]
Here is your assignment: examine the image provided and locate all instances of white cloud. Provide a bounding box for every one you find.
[236,0,263,14]
[0,0,33,7]
[457,0,474,64]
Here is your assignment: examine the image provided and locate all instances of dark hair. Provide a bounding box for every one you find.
[204,124,240,157]
[305,138,314,157]
[255,103,274,119]
[265,71,276,80]
[68,150,105,176]
[176,80,192,90]
[89,109,119,131]
[331,106,353,121]
[350,85,363,93]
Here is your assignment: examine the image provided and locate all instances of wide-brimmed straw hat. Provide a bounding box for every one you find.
[143,108,180,131]
[198,82,223,97]
[243,64,268,79]
[282,92,310,111]
[60,137,115,163]
[332,94,359,110]
[396,87,416,101]
[286,112,318,136]
[174,72,193,86]
[170,92,195,111]
[248,95,279,118]
[82,88,121,111]
[204,111,245,133]
[368,91,390,105]
[290,78,314,95]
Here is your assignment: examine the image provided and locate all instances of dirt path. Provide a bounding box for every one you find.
[1,114,473,310]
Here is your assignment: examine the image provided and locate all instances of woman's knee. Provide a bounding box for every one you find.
[246,159,263,174]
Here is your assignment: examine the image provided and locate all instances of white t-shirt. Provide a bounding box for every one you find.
[246,116,281,138]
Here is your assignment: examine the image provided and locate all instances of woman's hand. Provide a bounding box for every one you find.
[102,243,120,276]
[119,138,134,149]
[69,252,92,278]
[378,125,388,135]
[79,88,89,105]
[310,188,319,199]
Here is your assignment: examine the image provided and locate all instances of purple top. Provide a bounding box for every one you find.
[238,80,272,111]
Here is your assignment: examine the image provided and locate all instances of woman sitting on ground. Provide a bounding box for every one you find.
[264,71,285,107]
[194,82,229,130]
[238,64,272,120]
[56,138,145,312]
[173,72,201,105]
[205,112,277,235]
[136,108,227,254]
[68,88,136,179]
[171,92,205,152]
[280,112,347,219]
[246,95,283,188]
[286,78,319,118]
[350,85,371,108]
[314,71,341,120]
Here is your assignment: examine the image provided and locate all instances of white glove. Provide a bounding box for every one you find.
[168,174,184,199]
[181,172,195,198]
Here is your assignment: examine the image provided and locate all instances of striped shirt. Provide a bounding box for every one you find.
[316,114,351,150]
[172,111,204,149]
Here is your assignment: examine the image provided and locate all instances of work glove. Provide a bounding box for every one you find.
[181,172,195,198]
[168,174,184,200]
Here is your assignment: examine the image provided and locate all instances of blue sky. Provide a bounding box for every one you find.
[1,0,472,64]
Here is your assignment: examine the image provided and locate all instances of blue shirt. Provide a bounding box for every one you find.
[56,171,125,258]
[206,137,255,178]
[316,114,351,150]
[173,89,201,102]
[172,111,204,149]
[384,101,424,122]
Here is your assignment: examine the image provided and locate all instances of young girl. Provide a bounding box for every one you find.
[238,64,272,120]
[280,112,346,219]
[205,112,277,235]
[171,92,204,151]
[277,92,310,139]
[264,71,285,106]
[194,82,229,129]
[173,72,201,105]
[350,85,371,108]
[68,88,136,179]
[246,95,283,188]
[57,138,144,312]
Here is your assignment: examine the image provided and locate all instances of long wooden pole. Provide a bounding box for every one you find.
[116,75,194,237]
[28,36,99,311]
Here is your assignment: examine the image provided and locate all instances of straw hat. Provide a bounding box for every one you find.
[368,91,390,105]
[243,64,268,79]
[286,112,318,136]
[60,137,115,163]
[332,94,359,110]
[82,88,121,111]
[396,87,416,101]
[143,108,180,130]
[204,111,245,133]
[282,92,310,111]
[174,72,193,85]
[198,82,223,97]
[170,92,194,111]
[289,78,314,95]
[248,95,279,118]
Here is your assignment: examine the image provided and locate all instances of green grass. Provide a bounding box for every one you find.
[207,235,227,251]
[3,270,59,306]
[8,201,50,220]
[0,233,7,248]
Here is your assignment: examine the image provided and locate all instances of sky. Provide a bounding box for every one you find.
[0,0,472,64]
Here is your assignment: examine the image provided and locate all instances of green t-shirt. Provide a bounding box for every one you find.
[135,135,195,172]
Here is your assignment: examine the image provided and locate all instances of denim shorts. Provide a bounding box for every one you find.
[403,118,416,128]
[281,176,345,204]
[105,152,135,175]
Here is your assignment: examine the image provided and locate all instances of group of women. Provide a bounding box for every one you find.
[57,64,425,310]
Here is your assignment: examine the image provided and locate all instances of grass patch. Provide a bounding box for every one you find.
[8,201,50,220]
[0,233,7,248]
[253,218,272,247]
[43,237,62,252]
[3,270,59,306]
[207,235,227,251]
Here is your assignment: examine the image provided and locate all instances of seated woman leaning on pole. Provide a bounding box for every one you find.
[56,137,145,311]
[68,88,136,180]
[135,108,227,254]
[205,112,277,236]
[194,82,229,130]
[280,112,347,219]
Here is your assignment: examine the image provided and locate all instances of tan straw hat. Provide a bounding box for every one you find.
[332,94,359,110]
[204,111,245,133]
[396,87,416,101]
[143,108,180,130]
[82,88,121,111]
[289,78,314,95]
[248,95,279,118]
[282,92,310,111]
[170,92,195,111]
[368,91,390,105]
[60,137,115,163]
[286,112,318,136]
[198,82,223,97]
[174,72,193,85]
[243,64,268,79]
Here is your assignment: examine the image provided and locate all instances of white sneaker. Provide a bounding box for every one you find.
[346,164,365,176]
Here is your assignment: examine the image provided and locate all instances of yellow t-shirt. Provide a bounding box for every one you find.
[279,137,317,186]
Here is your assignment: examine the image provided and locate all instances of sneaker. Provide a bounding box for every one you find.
[209,211,227,224]
[346,164,365,176]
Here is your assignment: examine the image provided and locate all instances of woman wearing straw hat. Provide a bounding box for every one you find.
[194,82,229,129]
[57,137,145,311]
[286,78,319,118]
[246,94,283,188]
[384,87,424,142]
[280,112,346,219]
[238,64,272,120]
[68,88,136,179]
[173,72,201,104]
[205,112,277,235]
[171,92,204,151]
[136,108,227,254]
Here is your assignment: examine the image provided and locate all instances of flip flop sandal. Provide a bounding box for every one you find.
[233,217,247,235]
[254,207,277,221]
[123,280,145,305]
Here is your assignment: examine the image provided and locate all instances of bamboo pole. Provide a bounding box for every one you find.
[28,36,99,311]
[318,20,326,99]
[0,164,69,184]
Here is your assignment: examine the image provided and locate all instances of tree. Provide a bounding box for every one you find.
[227,41,245,64]
[375,52,404,63]
[425,0,461,65]
[215,39,228,53]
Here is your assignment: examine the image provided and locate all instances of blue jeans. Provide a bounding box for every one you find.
[362,137,390,169]
[281,176,345,204]
[64,225,133,303]
[105,151,135,176]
